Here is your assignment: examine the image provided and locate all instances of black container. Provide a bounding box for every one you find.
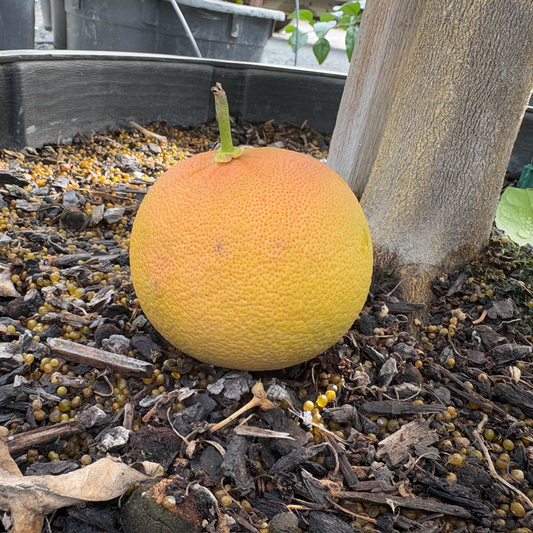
[64,0,284,62]
[0,51,345,149]
[0,0,35,50]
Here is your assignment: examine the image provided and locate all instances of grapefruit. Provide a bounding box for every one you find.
[130,84,373,371]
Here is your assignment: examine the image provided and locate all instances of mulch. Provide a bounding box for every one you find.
[0,119,533,533]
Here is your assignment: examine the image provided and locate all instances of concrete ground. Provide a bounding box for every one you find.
[261,21,350,73]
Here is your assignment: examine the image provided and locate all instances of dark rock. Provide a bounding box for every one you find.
[270,512,299,533]
[308,512,353,533]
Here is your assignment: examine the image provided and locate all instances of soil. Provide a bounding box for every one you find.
[0,119,533,533]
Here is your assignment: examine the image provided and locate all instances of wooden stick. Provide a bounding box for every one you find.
[7,422,84,454]
[335,490,471,518]
[130,121,168,144]
[47,338,154,378]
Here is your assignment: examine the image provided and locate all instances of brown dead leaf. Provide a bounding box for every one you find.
[0,437,163,533]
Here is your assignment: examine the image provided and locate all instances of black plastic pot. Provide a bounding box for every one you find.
[0,51,345,149]
[64,0,285,62]
[0,0,35,50]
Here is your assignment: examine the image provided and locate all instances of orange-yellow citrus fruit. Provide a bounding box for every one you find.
[130,147,372,371]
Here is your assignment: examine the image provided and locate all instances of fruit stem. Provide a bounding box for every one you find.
[211,83,244,163]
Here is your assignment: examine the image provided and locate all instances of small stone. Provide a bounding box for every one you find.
[270,512,299,533]
[122,479,202,533]
[148,143,162,154]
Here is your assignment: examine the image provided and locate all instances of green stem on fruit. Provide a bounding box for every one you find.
[211,83,244,163]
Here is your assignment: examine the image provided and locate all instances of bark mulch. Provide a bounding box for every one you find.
[0,120,532,533]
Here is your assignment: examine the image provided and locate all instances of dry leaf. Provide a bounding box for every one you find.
[0,437,162,533]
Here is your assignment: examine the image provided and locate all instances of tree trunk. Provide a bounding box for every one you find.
[328,0,424,199]
[336,0,533,304]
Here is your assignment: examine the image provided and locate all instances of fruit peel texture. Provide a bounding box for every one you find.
[130,147,373,371]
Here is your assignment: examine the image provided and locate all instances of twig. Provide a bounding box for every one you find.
[473,413,533,511]
[472,309,488,325]
[130,121,168,144]
[209,381,274,432]
[325,496,377,524]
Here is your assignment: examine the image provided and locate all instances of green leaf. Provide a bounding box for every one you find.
[285,24,296,33]
[313,21,336,39]
[313,37,330,64]
[288,9,314,22]
[337,1,360,15]
[288,30,308,53]
[320,12,341,22]
[495,187,533,245]
[345,25,357,61]
[338,15,353,27]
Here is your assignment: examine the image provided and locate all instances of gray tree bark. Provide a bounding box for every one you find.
[331,0,533,304]
[328,0,424,199]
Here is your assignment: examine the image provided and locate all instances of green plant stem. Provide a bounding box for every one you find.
[211,83,244,162]
[212,83,233,153]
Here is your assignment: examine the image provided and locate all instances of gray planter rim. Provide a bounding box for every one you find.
[0,49,345,77]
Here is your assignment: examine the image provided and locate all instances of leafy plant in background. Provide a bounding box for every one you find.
[285,1,361,64]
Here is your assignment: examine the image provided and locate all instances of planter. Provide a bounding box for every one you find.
[63,0,285,62]
[0,51,345,149]
[1,50,531,175]
[0,0,35,50]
